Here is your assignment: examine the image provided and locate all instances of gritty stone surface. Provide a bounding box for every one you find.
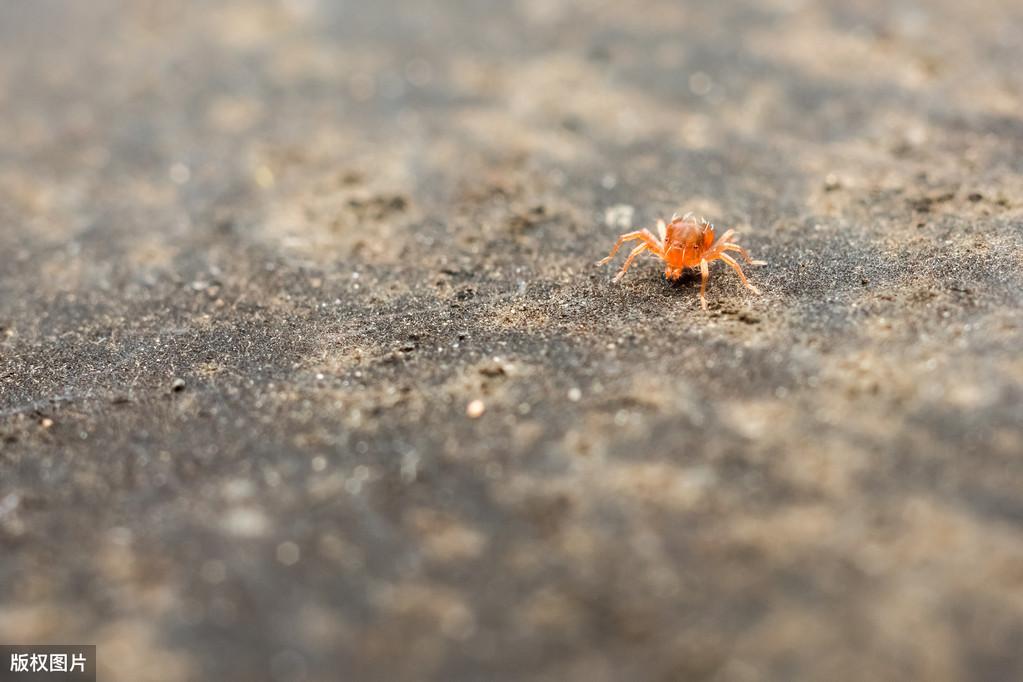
[1,1,1022,681]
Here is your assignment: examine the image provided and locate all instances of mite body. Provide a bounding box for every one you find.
[597,212,765,310]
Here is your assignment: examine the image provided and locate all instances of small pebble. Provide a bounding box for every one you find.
[688,71,713,96]
[169,162,191,184]
[567,388,582,402]
[466,400,486,419]
[253,165,275,188]
[604,203,634,229]
[276,542,301,566]
[171,378,186,392]
[200,560,227,584]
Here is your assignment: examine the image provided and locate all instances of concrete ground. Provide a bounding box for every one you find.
[1,1,1022,680]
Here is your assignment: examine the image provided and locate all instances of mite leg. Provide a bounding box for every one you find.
[711,229,735,250]
[719,253,761,294]
[596,230,662,266]
[613,244,650,282]
[722,243,766,266]
[699,258,710,310]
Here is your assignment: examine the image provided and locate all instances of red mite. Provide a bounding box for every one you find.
[597,212,765,310]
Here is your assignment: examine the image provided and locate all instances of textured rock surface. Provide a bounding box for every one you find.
[2,1,1022,680]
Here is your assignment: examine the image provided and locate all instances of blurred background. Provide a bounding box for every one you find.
[1,1,1022,680]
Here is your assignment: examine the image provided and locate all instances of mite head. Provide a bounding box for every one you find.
[661,212,715,268]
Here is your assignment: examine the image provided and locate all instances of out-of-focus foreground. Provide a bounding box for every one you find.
[1,1,1022,680]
